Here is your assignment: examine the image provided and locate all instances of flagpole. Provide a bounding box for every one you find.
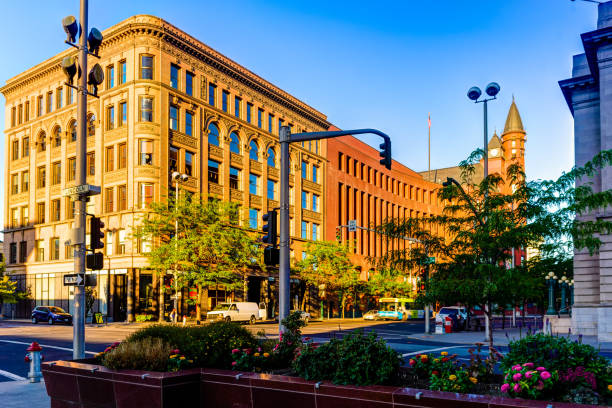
[428,113,431,182]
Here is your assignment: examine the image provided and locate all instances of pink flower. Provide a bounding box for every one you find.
[171,349,180,354]
[525,371,533,379]
[500,383,510,393]
[231,348,239,354]
[513,383,521,393]
[522,362,534,368]
[536,381,544,390]
[512,365,522,371]
[257,347,262,353]
[231,361,237,366]
[512,373,522,382]
[536,367,546,371]
[540,371,551,380]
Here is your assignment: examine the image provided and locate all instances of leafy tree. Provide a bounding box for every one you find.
[0,261,28,318]
[136,195,262,320]
[296,240,360,318]
[377,149,612,347]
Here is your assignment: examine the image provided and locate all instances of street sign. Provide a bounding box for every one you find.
[64,273,85,286]
[348,219,357,232]
[62,184,101,197]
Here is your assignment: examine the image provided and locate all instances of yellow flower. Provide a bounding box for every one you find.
[179,356,186,360]
[449,375,457,381]
[441,351,448,356]
[434,358,440,363]
[263,353,270,357]
[170,355,177,359]
[188,360,193,364]
[254,353,260,357]
[469,377,478,384]
[608,384,612,392]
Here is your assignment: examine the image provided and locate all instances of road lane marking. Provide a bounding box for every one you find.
[401,345,468,357]
[0,339,96,355]
[0,368,26,381]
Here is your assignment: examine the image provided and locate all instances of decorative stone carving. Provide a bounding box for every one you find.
[268,167,279,178]
[209,183,223,196]
[249,194,262,207]
[230,153,243,167]
[250,160,262,173]
[135,166,159,179]
[184,177,198,189]
[135,123,160,134]
[267,199,279,209]
[105,170,128,184]
[170,131,198,149]
[302,179,322,193]
[208,145,223,159]
[230,188,243,202]
[302,209,322,222]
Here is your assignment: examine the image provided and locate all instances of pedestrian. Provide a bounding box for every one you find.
[182,315,187,327]
[169,308,177,323]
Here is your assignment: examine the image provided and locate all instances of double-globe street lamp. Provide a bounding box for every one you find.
[170,171,189,322]
[467,82,500,181]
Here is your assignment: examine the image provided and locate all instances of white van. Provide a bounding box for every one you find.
[206,302,266,324]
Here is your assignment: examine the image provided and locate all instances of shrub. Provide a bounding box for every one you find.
[293,330,401,386]
[500,364,557,400]
[135,313,155,322]
[101,338,173,371]
[408,351,477,393]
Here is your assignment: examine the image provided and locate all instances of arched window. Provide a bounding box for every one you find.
[267,147,276,167]
[87,113,96,137]
[229,132,241,154]
[249,140,259,161]
[208,123,219,146]
[68,120,77,142]
[52,126,62,147]
[37,132,46,152]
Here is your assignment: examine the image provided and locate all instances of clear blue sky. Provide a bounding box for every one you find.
[0,0,599,227]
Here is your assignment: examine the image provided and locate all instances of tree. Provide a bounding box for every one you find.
[0,261,28,319]
[296,240,360,318]
[377,149,612,347]
[136,195,262,320]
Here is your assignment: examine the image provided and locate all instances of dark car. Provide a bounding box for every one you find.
[31,306,72,325]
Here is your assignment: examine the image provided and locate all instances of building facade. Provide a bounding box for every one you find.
[559,1,612,343]
[1,15,330,321]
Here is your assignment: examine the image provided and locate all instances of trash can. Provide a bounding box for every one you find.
[444,316,453,333]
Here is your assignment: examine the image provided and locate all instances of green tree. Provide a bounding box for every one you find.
[0,261,28,318]
[296,240,360,318]
[377,149,612,347]
[137,195,262,320]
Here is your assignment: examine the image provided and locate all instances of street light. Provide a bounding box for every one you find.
[170,171,188,322]
[545,272,557,315]
[559,276,569,315]
[467,82,500,181]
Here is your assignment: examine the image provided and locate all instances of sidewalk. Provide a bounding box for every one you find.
[0,380,48,408]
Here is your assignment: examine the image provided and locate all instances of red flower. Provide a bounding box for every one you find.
[441,357,449,363]
[432,370,439,376]
[171,349,180,354]
[409,359,416,366]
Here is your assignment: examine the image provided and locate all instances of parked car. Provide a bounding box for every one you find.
[206,302,265,324]
[435,306,467,330]
[363,310,380,321]
[31,306,73,325]
[291,310,311,324]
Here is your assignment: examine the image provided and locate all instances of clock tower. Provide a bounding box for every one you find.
[500,97,526,194]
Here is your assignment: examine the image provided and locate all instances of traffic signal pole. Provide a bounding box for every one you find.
[278,126,391,333]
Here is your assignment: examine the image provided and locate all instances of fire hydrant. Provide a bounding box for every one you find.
[26,342,43,383]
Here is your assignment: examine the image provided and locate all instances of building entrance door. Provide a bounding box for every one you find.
[113,274,127,322]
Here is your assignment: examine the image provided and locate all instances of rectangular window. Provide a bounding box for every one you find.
[229,167,240,190]
[23,137,29,157]
[117,143,126,169]
[301,161,308,180]
[139,183,154,209]
[69,87,74,104]
[185,111,193,136]
[249,173,259,195]
[37,166,46,189]
[35,240,44,262]
[140,140,153,165]
[105,187,114,213]
[25,101,30,122]
[87,152,95,176]
[301,221,308,239]
[119,101,127,126]
[200,76,206,99]
[11,107,16,127]
[37,202,45,224]
[208,160,220,184]
[107,65,115,89]
[186,71,194,96]
[52,161,61,185]
[66,197,74,219]
[106,230,114,256]
[107,105,115,130]
[105,146,114,172]
[312,223,319,241]
[11,208,18,228]
[169,146,179,172]
[170,64,180,89]
[185,151,194,176]
[222,90,229,112]
[51,238,60,260]
[56,88,63,109]
[140,97,153,122]
[312,166,319,183]
[257,108,263,128]
[21,206,29,225]
[118,185,127,211]
[11,174,19,195]
[11,140,19,160]
[312,194,319,212]
[118,60,126,84]
[249,208,259,229]
[68,157,76,181]
[118,229,126,254]
[301,190,309,209]
[234,96,241,118]
[22,171,29,192]
[51,199,61,222]
[140,55,153,79]
[268,114,274,133]
[19,241,27,263]
[18,104,23,125]
[246,103,252,123]
[169,105,179,130]
[278,118,283,133]
[9,243,17,264]
[46,92,52,113]
[208,83,216,106]
[37,95,43,116]
[267,179,276,200]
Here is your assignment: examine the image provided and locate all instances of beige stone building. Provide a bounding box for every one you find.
[1,15,329,321]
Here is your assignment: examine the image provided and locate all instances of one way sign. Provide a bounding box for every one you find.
[63,273,84,286]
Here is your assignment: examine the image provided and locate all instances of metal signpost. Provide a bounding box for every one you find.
[278,127,391,333]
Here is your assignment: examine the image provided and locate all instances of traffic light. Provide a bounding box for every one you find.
[90,216,105,250]
[379,137,391,170]
[86,252,103,270]
[262,210,277,246]
[335,226,342,242]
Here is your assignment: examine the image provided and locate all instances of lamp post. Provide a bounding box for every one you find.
[545,272,557,315]
[171,171,188,321]
[467,82,500,182]
[559,276,569,315]
[569,279,574,310]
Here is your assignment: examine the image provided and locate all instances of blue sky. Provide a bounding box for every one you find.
[0,0,599,227]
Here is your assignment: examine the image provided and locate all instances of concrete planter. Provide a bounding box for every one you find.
[42,360,596,408]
